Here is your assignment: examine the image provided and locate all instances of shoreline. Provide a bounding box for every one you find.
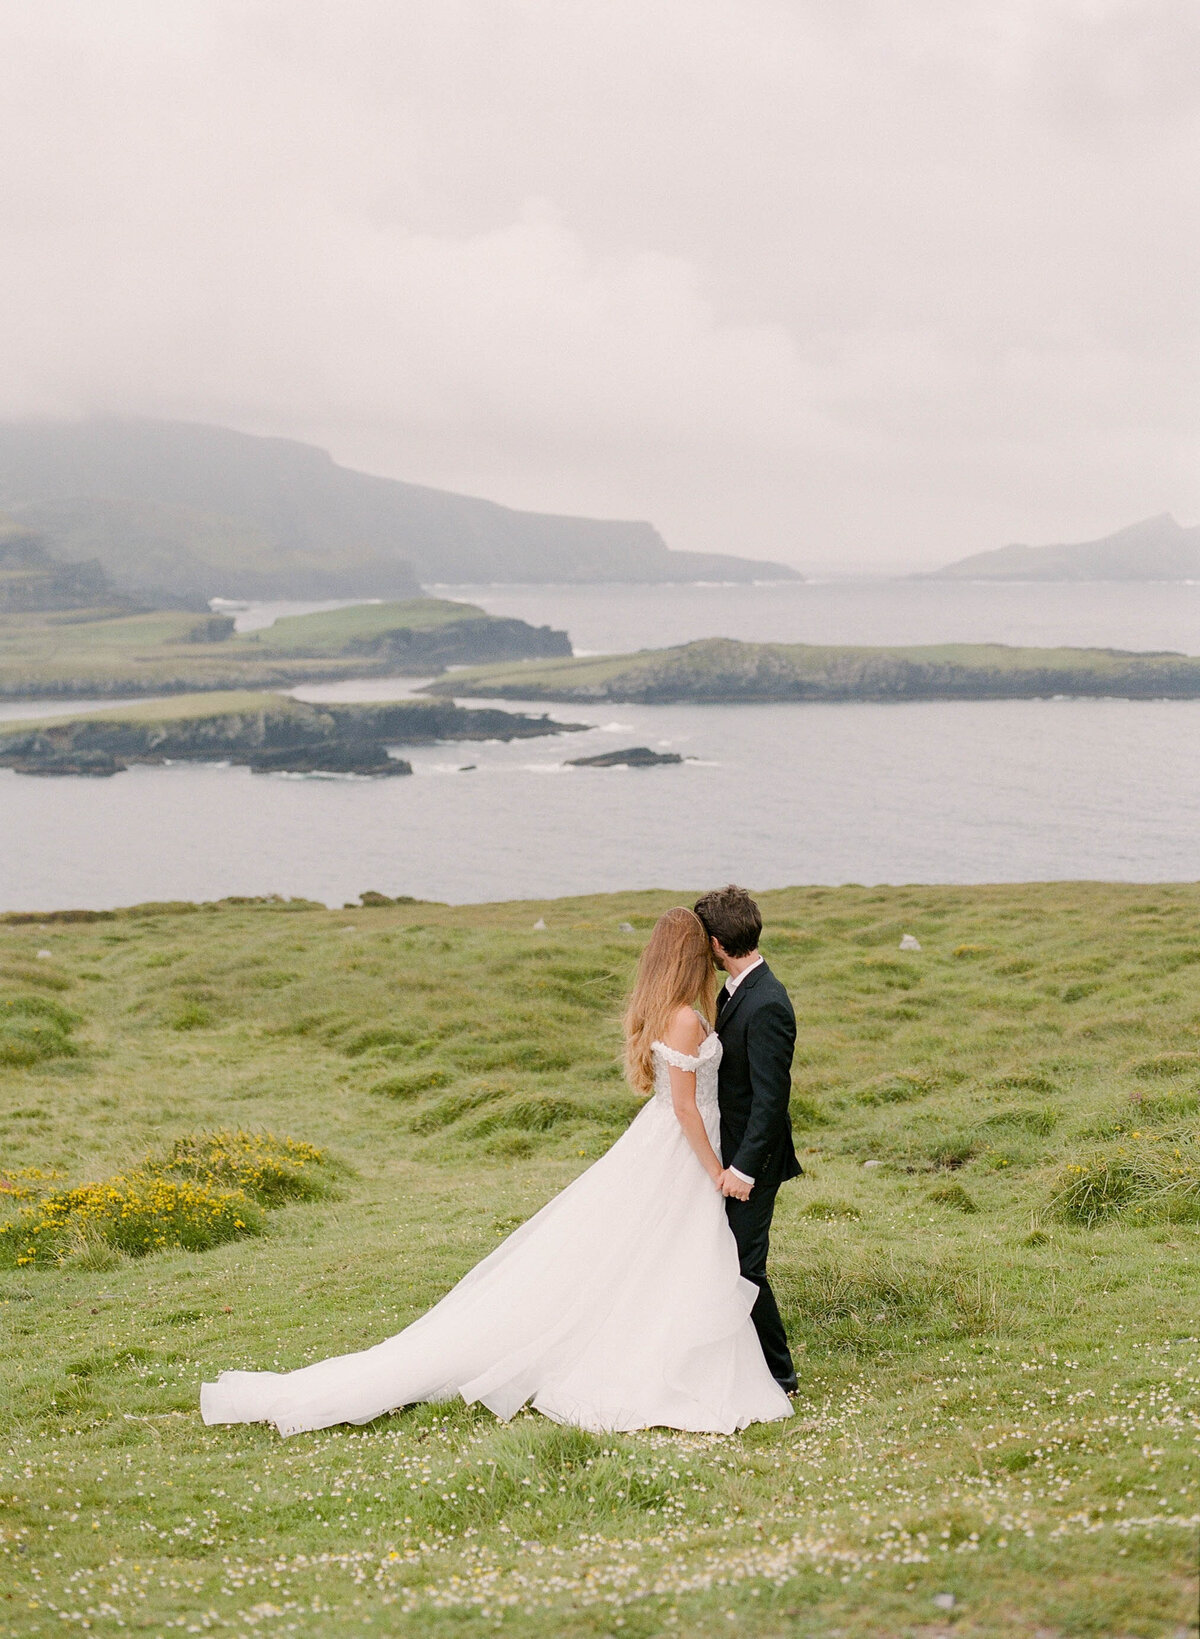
[3,876,1196,924]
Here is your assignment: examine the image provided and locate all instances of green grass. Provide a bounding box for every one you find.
[0,600,557,697]
[238,599,491,653]
[426,636,1200,703]
[0,691,305,733]
[1,884,1198,1636]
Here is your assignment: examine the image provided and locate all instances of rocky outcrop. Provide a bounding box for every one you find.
[567,746,683,767]
[245,746,411,776]
[0,695,586,777]
[6,748,128,776]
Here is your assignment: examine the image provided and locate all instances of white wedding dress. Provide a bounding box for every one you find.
[200,1023,793,1436]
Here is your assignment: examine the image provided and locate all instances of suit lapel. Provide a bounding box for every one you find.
[716,960,769,1032]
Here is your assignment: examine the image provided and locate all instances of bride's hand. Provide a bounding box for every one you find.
[712,1167,727,1192]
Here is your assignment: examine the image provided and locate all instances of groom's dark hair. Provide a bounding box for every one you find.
[693,885,762,958]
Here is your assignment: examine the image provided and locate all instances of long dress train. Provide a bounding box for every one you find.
[200,1028,793,1436]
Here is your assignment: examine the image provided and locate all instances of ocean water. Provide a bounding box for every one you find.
[435,576,1200,655]
[3,579,1200,911]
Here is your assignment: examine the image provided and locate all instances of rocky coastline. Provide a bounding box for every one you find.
[426,637,1200,705]
[0,695,586,777]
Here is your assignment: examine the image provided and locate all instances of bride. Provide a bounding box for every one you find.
[200,908,793,1436]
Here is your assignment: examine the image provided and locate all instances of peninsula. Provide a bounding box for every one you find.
[0,594,570,698]
[0,693,585,776]
[423,636,1200,704]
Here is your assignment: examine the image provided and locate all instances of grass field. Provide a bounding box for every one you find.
[1,885,1198,1638]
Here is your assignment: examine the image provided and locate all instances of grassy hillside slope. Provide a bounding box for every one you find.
[0,599,569,697]
[428,636,1200,703]
[1,885,1197,1636]
[0,420,798,594]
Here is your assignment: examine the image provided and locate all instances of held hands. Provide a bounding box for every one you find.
[716,1168,753,1201]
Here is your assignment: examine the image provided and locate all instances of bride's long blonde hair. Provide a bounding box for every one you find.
[623,907,717,1095]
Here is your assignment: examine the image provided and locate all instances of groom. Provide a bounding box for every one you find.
[694,885,801,1394]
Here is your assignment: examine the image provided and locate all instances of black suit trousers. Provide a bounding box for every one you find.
[724,1186,795,1386]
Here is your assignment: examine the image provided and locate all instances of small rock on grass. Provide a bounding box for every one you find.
[932,1593,956,1611]
[533,918,547,931]
[899,933,922,951]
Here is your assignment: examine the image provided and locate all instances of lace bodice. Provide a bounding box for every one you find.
[650,1024,722,1117]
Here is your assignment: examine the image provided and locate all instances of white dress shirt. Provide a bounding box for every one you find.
[722,954,763,999]
[721,955,764,1186]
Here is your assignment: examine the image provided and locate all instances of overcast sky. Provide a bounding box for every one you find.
[2,1,1198,569]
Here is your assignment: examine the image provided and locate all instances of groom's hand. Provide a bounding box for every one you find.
[721,1171,752,1201]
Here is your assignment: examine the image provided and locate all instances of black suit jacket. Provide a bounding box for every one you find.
[716,961,802,1189]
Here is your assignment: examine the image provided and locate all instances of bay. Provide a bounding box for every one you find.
[3,578,1200,911]
[435,576,1200,655]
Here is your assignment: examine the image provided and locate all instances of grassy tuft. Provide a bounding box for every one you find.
[1044,1135,1200,1225]
[0,992,79,1065]
[798,1197,862,1221]
[855,1070,936,1105]
[1130,1051,1200,1080]
[371,1066,455,1099]
[928,1181,978,1213]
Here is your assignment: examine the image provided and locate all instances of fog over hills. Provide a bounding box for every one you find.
[0,518,126,613]
[0,420,796,603]
[929,514,1200,582]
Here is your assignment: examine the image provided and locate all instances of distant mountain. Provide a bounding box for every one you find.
[0,419,798,601]
[927,514,1200,581]
[0,517,141,613]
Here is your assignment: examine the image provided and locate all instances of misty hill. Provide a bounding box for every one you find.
[0,518,136,613]
[928,514,1200,581]
[0,419,798,600]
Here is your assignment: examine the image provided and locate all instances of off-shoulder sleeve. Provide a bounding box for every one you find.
[651,1041,701,1070]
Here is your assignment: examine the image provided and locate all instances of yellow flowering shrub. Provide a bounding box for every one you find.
[0,1165,65,1202]
[0,1130,327,1269]
[0,1172,261,1267]
[146,1128,328,1205]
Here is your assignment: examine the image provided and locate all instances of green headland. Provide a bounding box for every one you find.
[1,883,1196,1634]
[0,597,570,699]
[426,636,1200,703]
